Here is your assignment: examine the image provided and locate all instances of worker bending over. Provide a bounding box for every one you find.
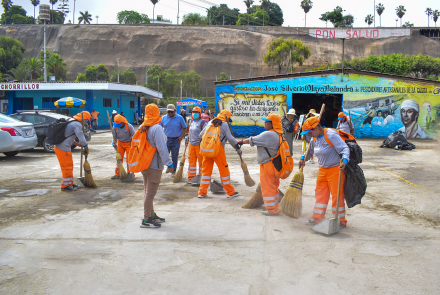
[299,116,350,227]
[112,114,136,179]
[186,106,207,181]
[54,111,90,191]
[237,113,284,216]
[139,104,174,228]
[337,112,354,136]
[197,110,241,198]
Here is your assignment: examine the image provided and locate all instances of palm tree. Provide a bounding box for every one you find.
[376,3,385,27]
[365,14,374,27]
[260,0,269,26]
[433,10,439,27]
[425,8,432,27]
[150,0,159,24]
[395,5,406,27]
[26,57,43,80]
[243,0,254,25]
[182,13,204,25]
[49,0,58,23]
[30,0,40,23]
[78,11,92,24]
[48,54,66,81]
[4,66,31,82]
[300,0,313,28]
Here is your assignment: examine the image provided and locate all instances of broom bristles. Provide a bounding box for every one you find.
[241,160,256,187]
[116,152,128,180]
[279,169,304,218]
[173,155,186,183]
[83,160,98,188]
[242,183,264,209]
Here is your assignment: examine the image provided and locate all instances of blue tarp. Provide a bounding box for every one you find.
[176,98,207,114]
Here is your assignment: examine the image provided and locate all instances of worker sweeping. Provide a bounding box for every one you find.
[337,112,354,136]
[54,111,90,191]
[237,113,291,216]
[186,106,207,181]
[197,110,241,198]
[298,116,350,227]
[112,114,136,179]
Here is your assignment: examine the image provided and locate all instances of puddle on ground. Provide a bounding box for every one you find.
[0,189,9,194]
[24,179,58,183]
[7,189,50,197]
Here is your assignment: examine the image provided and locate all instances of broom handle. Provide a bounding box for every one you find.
[80,113,84,178]
[335,159,343,221]
[303,104,325,164]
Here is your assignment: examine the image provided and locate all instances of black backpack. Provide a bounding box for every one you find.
[46,118,76,145]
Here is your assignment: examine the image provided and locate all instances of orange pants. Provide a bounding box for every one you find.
[54,147,74,189]
[198,145,235,196]
[187,143,203,180]
[313,166,347,225]
[115,140,132,176]
[260,161,280,214]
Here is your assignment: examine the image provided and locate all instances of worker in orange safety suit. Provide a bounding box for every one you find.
[185,106,207,181]
[236,113,285,215]
[112,114,136,179]
[54,111,90,191]
[298,116,350,227]
[197,110,242,198]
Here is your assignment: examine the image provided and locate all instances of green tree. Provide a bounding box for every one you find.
[48,54,66,81]
[319,6,354,28]
[264,37,311,74]
[376,3,385,27]
[259,0,270,26]
[1,5,34,24]
[180,70,202,98]
[402,21,414,27]
[150,0,158,24]
[160,69,180,99]
[75,73,87,82]
[49,0,58,23]
[243,0,253,25]
[1,0,12,13]
[146,64,163,91]
[425,8,432,27]
[0,36,25,74]
[39,50,67,81]
[218,72,229,81]
[433,10,439,27]
[182,13,206,25]
[78,11,92,24]
[117,10,150,24]
[300,0,313,28]
[30,0,40,23]
[396,5,406,27]
[25,57,43,80]
[246,2,283,25]
[4,66,31,82]
[207,4,240,25]
[111,69,137,85]
[365,14,374,27]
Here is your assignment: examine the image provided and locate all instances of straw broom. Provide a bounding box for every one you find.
[83,155,98,188]
[107,110,127,180]
[173,142,188,183]
[279,103,326,218]
[239,154,255,187]
[242,183,264,209]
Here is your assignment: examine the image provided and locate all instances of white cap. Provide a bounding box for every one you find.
[401,99,419,112]
[112,110,118,115]
[287,108,297,115]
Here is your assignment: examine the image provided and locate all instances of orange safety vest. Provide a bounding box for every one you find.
[127,128,157,173]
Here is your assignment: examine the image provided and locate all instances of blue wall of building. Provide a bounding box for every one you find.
[8,89,140,129]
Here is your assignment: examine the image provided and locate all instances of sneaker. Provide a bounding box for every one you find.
[151,213,165,223]
[197,194,207,198]
[227,192,239,198]
[111,175,119,180]
[140,218,161,228]
[61,185,77,191]
[310,159,315,164]
[262,210,279,216]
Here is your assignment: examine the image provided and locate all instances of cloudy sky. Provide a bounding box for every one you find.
[13,0,440,27]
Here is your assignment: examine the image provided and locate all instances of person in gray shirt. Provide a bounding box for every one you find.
[237,113,285,216]
[54,111,90,191]
[111,114,136,179]
[298,116,350,228]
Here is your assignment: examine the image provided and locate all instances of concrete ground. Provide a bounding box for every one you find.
[0,132,439,294]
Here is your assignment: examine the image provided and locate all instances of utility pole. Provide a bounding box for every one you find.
[117,60,119,83]
[180,80,182,99]
[373,0,375,27]
[158,76,160,92]
[177,0,180,25]
[96,16,99,24]
[44,20,47,82]
[223,15,225,25]
[39,5,50,82]
[146,64,149,84]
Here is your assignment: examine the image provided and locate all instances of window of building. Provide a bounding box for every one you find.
[117,99,120,108]
[42,97,59,109]
[103,98,112,107]
[130,101,135,108]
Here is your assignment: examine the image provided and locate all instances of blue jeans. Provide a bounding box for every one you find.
[167,137,180,173]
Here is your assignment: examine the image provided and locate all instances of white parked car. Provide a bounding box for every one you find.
[0,113,38,157]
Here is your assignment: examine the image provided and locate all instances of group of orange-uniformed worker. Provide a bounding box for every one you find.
[55,105,350,229]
